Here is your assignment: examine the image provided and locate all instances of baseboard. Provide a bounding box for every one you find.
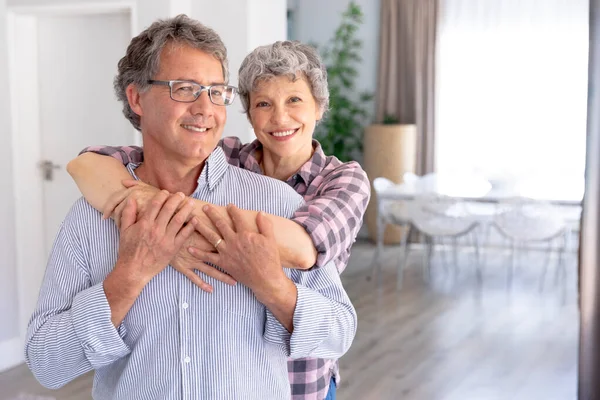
[0,337,24,373]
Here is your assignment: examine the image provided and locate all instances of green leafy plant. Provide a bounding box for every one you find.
[382,114,400,124]
[314,1,373,162]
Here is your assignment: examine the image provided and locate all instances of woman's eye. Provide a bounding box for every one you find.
[289,96,301,103]
[256,101,269,107]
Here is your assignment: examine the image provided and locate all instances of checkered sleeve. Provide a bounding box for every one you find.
[293,162,371,273]
[78,145,144,165]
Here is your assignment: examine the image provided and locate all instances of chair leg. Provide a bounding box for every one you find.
[508,239,517,291]
[422,235,432,283]
[472,230,482,288]
[397,224,412,290]
[539,240,553,292]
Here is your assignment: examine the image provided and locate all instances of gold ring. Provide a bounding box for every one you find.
[214,238,223,249]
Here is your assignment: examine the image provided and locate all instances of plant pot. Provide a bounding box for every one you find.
[363,124,417,244]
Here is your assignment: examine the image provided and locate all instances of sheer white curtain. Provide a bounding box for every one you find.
[435,0,589,193]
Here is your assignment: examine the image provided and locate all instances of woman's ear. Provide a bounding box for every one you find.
[126,83,143,117]
[315,105,324,121]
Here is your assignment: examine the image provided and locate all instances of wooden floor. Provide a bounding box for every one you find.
[0,241,579,400]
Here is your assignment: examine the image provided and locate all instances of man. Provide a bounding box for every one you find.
[25,15,356,400]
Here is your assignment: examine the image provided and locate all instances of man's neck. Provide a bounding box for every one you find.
[136,146,206,196]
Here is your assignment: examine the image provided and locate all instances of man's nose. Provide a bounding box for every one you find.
[190,90,214,116]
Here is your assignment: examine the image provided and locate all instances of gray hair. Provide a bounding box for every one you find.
[238,41,329,118]
[115,14,228,130]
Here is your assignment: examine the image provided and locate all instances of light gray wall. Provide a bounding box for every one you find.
[290,0,380,119]
[0,0,19,343]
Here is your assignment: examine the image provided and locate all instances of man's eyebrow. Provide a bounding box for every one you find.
[175,78,227,86]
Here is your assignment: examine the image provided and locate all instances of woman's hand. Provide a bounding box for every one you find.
[102,179,159,227]
[170,245,237,293]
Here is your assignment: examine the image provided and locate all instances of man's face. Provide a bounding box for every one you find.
[132,43,227,165]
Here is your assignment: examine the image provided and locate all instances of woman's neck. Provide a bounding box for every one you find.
[259,144,314,181]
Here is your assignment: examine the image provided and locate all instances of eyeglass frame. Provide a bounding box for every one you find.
[147,79,238,106]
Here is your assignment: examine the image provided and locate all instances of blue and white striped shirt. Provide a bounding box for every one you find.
[25,147,357,400]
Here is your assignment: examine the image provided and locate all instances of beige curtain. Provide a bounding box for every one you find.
[376,0,438,175]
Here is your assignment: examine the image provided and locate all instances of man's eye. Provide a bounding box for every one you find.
[176,86,194,92]
[212,90,223,97]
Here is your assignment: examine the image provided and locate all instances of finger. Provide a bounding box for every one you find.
[192,218,226,252]
[203,204,236,242]
[174,217,196,248]
[143,190,171,222]
[188,246,222,265]
[256,211,275,239]
[120,198,137,231]
[198,262,237,286]
[155,192,186,230]
[227,204,254,233]
[165,197,194,238]
[178,268,214,293]
[122,179,140,188]
[102,188,131,219]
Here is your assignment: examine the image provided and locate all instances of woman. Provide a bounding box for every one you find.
[68,41,370,400]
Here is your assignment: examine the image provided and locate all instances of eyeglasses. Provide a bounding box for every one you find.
[147,80,238,106]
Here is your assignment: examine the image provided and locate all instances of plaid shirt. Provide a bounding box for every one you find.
[82,137,371,400]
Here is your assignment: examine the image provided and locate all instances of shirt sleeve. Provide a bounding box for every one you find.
[292,162,371,272]
[25,209,131,389]
[79,145,144,165]
[262,262,357,360]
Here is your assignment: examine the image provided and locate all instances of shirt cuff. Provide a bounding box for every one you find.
[263,284,333,358]
[71,282,131,368]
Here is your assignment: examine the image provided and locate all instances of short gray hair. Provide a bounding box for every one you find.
[115,15,228,130]
[238,41,329,118]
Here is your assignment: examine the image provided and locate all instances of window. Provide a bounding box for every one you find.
[435,0,588,196]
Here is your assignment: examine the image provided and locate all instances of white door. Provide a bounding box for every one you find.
[10,10,135,342]
[37,12,133,255]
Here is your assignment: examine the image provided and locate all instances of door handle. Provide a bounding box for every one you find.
[38,160,61,181]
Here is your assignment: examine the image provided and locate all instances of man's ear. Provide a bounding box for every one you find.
[126,83,143,117]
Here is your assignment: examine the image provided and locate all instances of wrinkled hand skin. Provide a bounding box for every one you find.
[103,180,160,228]
[115,190,195,284]
[190,204,287,297]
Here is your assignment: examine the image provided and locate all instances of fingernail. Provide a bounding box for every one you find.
[178,192,185,198]
[203,205,209,211]
[188,199,194,207]
[188,247,195,254]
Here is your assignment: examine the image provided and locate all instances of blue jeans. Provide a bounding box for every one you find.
[324,377,336,400]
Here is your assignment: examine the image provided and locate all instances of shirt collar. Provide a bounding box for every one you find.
[125,146,229,193]
[197,146,229,191]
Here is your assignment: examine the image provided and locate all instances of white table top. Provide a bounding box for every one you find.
[378,173,584,206]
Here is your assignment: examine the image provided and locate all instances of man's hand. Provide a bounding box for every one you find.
[104,190,196,327]
[190,205,289,299]
[190,204,298,331]
[102,179,159,227]
[115,190,196,284]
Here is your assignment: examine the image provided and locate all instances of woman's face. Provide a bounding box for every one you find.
[248,75,322,161]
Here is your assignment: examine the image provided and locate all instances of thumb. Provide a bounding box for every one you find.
[256,212,274,239]
[120,198,137,231]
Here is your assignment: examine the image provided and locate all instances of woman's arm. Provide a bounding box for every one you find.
[67,151,317,270]
[291,161,372,273]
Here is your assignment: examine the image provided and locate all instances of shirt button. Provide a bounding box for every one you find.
[182,302,189,309]
[184,356,191,363]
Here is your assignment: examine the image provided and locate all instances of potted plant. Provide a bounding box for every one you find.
[363,114,417,244]
[314,1,373,162]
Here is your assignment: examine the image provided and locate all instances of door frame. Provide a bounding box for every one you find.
[7,2,138,358]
